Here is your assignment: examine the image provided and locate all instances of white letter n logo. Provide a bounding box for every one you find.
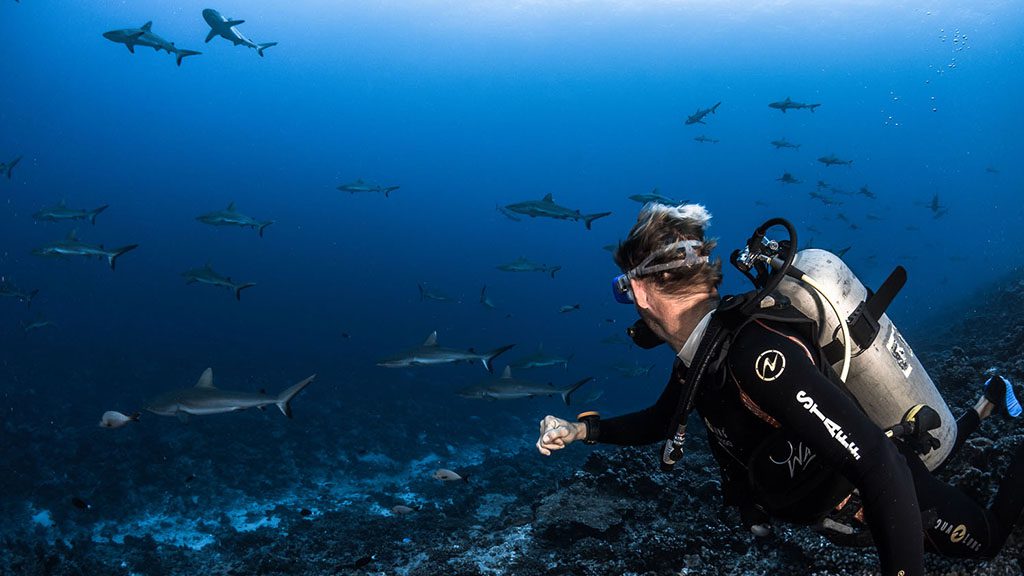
[755,350,786,382]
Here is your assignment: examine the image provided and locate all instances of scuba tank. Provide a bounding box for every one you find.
[776,249,955,470]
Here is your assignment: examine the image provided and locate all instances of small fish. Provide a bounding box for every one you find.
[185,474,196,484]
[99,411,140,429]
[299,508,312,517]
[391,505,418,515]
[71,497,91,511]
[559,304,581,313]
[350,555,375,569]
[433,468,468,483]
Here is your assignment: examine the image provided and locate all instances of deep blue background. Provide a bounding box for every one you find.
[2,0,1023,422]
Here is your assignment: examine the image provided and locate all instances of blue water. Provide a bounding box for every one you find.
[2,0,1023,566]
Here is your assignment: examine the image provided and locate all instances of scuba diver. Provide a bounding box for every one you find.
[535,202,1024,576]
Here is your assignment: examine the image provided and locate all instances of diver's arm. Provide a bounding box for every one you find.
[729,322,924,576]
[536,363,681,454]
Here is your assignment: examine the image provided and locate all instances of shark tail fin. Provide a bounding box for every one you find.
[257,42,278,57]
[482,344,516,374]
[384,186,400,198]
[5,156,20,179]
[90,205,110,225]
[418,283,425,301]
[276,374,315,418]
[26,289,39,309]
[549,266,561,279]
[258,221,273,238]
[129,412,141,422]
[562,377,593,406]
[176,49,202,67]
[584,211,612,230]
[809,104,820,113]
[234,283,257,301]
[108,244,139,271]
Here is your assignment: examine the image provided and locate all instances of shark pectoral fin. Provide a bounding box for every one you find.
[205,29,217,43]
[226,19,245,26]
[176,412,190,424]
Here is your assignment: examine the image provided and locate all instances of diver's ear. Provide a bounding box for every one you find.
[631,278,652,309]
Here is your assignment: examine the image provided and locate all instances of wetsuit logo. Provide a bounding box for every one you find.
[755,350,786,381]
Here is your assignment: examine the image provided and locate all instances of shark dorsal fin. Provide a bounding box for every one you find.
[141,21,153,32]
[423,331,438,347]
[501,366,512,379]
[355,178,364,184]
[66,229,78,241]
[195,367,215,388]
[542,193,554,203]
[227,201,235,211]
[785,97,792,103]
[58,198,67,207]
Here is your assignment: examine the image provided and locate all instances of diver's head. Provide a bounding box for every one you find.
[613,203,722,299]
[613,203,722,348]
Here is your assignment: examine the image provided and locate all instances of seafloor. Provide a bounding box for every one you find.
[2,270,1023,576]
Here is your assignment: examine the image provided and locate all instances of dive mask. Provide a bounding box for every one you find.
[611,240,708,305]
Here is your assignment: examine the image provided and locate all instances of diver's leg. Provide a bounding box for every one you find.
[900,443,997,558]
[985,440,1024,554]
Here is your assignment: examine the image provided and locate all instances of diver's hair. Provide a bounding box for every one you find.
[614,202,723,293]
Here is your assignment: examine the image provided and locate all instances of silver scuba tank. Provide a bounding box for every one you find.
[775,249,955,470]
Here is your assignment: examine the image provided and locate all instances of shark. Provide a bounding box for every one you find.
[418,283,453,302]
[457,367,592,405]
[336,179,400,197]
[610,362,656,378]
[817,154,853,167]
[33,200,109,225]
[768,97,821,113]
[0,280,38,308]
[628,188,683,205]
[503,194,611,230]
[776,172,801,185]
[510,344,572,370]
[196,202,273,237]
[33,230,138,270]
[684,101,721,125]
[771,139,801,149]
[496,205,521,222]
[480,285,496,309]
[693,135,719,144]
[22,317,55,333]
[1,156,22,179]
[146,368,315,420]
[809,191,843,206]
[377,331,515,373]
[102,21,202,66]
[182,263,256,301]
[496,256,561,278]
[202,9,277,57]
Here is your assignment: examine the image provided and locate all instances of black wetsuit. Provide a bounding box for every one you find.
[593,318,1024,576]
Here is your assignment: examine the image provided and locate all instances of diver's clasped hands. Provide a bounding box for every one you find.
[536,415,585,456]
